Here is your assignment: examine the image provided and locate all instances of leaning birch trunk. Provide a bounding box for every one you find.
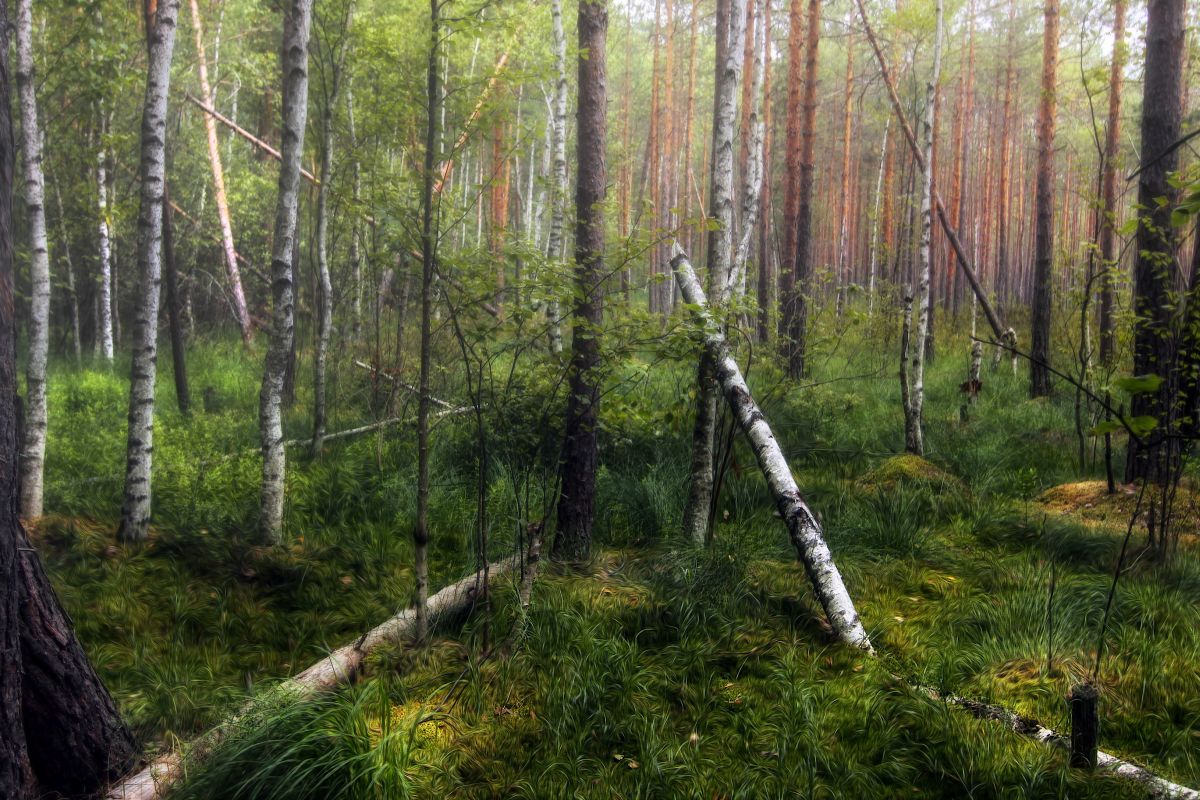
[311,2,352,454]
[95,120,115,363]
[188,0,252,345]
[15,0,50,519]
[544,0,568,356]
[258,0,312,544]
[903,0,942,458]
[672,245,873,652]
[116,0,181,542]
[683,0,746,546]
[106,556,522,800]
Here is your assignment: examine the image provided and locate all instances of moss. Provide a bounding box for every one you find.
[857,454,966,493]
[1038,480,1200,535]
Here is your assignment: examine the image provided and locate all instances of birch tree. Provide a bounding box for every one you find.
[901,0,943,457]
[682,0,746,545]
[95,115,115,363]
[258,0,312,544]
[15,0,50,519]
[544,0,568,356]
[116,0,182,542]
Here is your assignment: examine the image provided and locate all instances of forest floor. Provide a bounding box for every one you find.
[32,323,1200,799]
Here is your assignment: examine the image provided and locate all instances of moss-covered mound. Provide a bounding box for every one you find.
[1038,480,1200,536]
[857,454,966,494]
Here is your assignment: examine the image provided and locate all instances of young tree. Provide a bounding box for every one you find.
[1097,0,1125,367]
[0,1,136,789]
[117,0,183,542]
[95,112,115,363]
[902,0,944,456]
[259,0,313,544]
[553,0,607,562]
[15,0,50,519]
[1125,0,1185,483]
[1029,0,1059,397]
[545,0,568,355]
[682,0,746,544]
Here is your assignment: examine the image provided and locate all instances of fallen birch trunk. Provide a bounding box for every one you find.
[107,555,521,800]
[280,404,470,450]
[915,684,1199,800]
[353,359,455,410]
[671,244,874,653]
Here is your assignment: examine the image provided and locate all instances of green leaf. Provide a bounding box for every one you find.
[1128,415,1160,437]
[1113,374,1163,395]
[1088,420,1123,437]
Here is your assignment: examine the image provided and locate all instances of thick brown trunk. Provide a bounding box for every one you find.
[1029,0,1059,397]
[787,0,820,378]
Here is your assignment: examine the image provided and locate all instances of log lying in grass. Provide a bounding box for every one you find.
[916,684,1199,800]
[670,244,874,653]
[106,555,521,800]
[279,404,471,450]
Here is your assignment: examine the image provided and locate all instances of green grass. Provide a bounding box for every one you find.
[31,310,1200,796]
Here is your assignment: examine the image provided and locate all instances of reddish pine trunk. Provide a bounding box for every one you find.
[1029,0,1059,397]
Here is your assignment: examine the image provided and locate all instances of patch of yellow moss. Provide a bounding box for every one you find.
[369,701,457,749]
[1038,481,1200,535]
[857,455,964,493]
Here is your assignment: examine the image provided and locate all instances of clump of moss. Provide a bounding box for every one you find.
[857,454,965,494]
[1038,480,1200,535]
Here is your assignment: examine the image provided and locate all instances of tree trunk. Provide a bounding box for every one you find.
[162,185,189,415]
[867,121,888,315]
[903,0,943,457]
[95,118,115,363]
[258,0,312,544]
[311,1,353,454]
[779,0,804,341]
[1097,0,1125,367]
[545,0,568,355]
[1029,0,1059,398]
[672,246,873,652]
[1125,0,1185,484]
[117,0,182,542]
[0,6,136,790]
[15,0,49,520]
[553,0,607,563]
[188,0,252,345]
[52,180,82,365]
[788,0,821,378]
[835,27,854,316]
[754,0,772,341]
[682,0,746,545]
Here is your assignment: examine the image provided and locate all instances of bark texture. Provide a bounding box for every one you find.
[553,0,607,563]
[545,0,568,355]
[15,0,50,519]
[96,118,115,362]
[1029,0,1059,397]
[259,0,312,543]
[1097,0,1125,366]
[117,0,182,542]
[672,245,873,652]
[683,0,746,545]
[787,0,820,379]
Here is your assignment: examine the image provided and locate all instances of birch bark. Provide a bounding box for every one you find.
[15,0,50,519]
[95,118,115,362]
[258,0,312,544]
[544,0,568,355]
[116,0,181,542]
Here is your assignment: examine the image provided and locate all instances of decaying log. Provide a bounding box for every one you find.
[670,244,873,653]
[107,555,521,800]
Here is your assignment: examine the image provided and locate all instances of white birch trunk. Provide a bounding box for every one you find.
[683,0,747,545]
[16,0,50,519]
[106,556,523,800]
[96,120,115,363]
[545,0,569,355]
[258,0,312,544]
[672,245,873,652]
[188,0,253,345]
[904,0,943,458]
[867,121,889,318]
[116,0,181,542]
[730,0,766,303]
[347,84,363,339]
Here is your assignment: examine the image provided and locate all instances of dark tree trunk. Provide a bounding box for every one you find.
[1097,0,1126,366]
[0,3,135,791]
[1125,0,1185,484]
[553,0,607,562]
[1029,0,1059,397]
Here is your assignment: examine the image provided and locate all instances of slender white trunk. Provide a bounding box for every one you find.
[188,0,253,344]
[16,0,50,519]
[347,84,363,339]
[258,0,312,544]
[683,0,746,545]
[672,245,873,651]
[96,118,115,362]
[904,0,942,458]
[117,0,182,541]
[730,0,766,302]
[867,120,889,317]
[545,0,569,355]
